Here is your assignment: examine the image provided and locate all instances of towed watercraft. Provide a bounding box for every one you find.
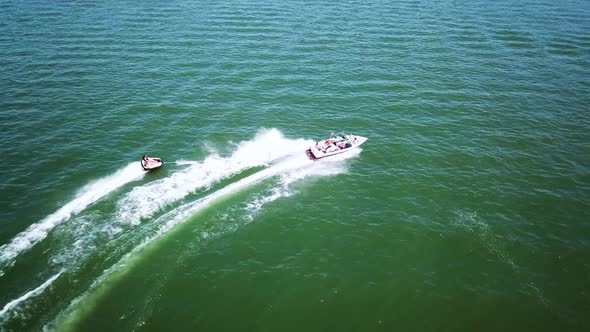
[141,155,163,171]
[305,132,367,160]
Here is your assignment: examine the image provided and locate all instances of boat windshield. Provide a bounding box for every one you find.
[331,132,347,139]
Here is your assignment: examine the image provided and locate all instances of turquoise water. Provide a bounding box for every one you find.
[1,0,589,330]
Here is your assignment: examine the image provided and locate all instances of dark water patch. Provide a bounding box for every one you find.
[494,30,536,44]
[546,42,583,57]
[506,42,538,50]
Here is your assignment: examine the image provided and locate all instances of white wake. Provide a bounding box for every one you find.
[0,163,145,274]
[115,129,312,225]
[48,148,360,332]
[0,271,63,319]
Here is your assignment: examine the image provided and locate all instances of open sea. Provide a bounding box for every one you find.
[1,0,589,331]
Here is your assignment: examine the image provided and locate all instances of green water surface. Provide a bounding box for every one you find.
[0,0,589,331]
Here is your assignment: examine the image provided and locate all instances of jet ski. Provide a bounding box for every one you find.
[141,156,163,171]
[305,132,367,160]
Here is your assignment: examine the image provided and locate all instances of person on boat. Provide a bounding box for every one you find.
[143,155,156,166]
[326,144,338,153]
[324,140,331,149]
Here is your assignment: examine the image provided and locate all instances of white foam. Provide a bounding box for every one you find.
[245,158,349,218]
[245,187,291,217]
[49,159,317,330]
[48,136,362,331]
[0,163,145,274]
[115,129,313,225]
[110,150,356,266]
[18,130,312,277]
[0,271,63,319]
[175,160,197,166]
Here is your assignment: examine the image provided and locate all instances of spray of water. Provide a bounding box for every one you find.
[44,129,315,273]
[115,129,313,225]
[0,163,145,275]
[48,148,360,332]
[0,271,63,320]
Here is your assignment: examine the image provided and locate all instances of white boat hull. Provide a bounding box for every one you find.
[141,157,163,171]
[306,134,367,160]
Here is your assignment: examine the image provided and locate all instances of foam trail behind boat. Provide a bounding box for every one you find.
[243,160,349,219]
[0,271,63,320]
[0,163,145,274]
[48,152,357,331]
[116,129,312,225]
[121,151,356,265]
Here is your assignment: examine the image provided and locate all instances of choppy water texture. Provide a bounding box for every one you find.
[1,0,589,331]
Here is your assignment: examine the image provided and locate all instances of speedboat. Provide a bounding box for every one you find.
[141,156,163,171]
[305,132,367,160]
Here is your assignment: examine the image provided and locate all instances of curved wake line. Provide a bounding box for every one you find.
[152,149,360,238]
[48,152,356,331]
[115,129,313,225]
[0,163,145,275]
[0,271,63,319]
[44,129,313,276]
